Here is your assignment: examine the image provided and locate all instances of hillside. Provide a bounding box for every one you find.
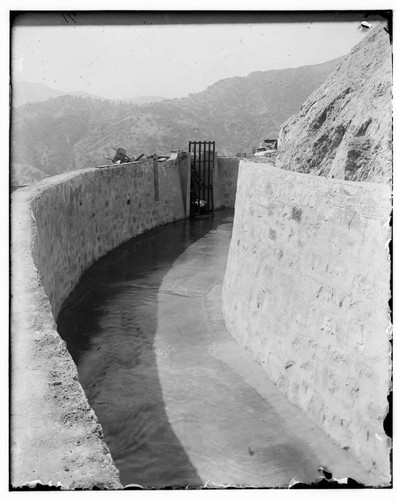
[116,95,166,105]
[11,82,105,108]
[12,82,66,107]
[12,82,167,108]
[11,58,343,185]
[275,24,392,183]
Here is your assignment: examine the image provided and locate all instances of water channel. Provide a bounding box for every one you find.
[58,209,370,488]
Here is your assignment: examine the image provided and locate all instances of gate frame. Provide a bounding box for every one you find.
[188,140,215,216]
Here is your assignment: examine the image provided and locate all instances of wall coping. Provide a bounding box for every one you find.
[240,159,392,192]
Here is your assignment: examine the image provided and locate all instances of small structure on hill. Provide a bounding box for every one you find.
[253,139,278,157]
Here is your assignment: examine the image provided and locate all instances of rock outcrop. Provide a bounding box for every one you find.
[276,23,392,184]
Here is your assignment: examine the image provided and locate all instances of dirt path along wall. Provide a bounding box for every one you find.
[11,158,186,489]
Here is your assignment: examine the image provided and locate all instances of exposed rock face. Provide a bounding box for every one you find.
[276,24,392,184]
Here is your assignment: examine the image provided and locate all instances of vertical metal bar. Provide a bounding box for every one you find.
[202,141,204,205]
[211,142,213,211]
[206,141,208,211]
[211,141,215,212]
[209,142,212,211]
[193,141,197,207]
[203,141,207,208]
[207,141,211,212]
[207,142,210,212]
[190,140,194,213]
[203,142,206,211]
[207,142,210,211]
[208,142,210,212]
[198,141,202,204]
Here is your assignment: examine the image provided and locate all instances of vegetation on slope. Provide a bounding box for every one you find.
[11,58,342,185]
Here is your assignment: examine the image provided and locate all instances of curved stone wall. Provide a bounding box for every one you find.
[11,159,186,488]
[222,160,391,481]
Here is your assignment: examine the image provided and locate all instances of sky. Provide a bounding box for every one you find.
[11,13,372,100]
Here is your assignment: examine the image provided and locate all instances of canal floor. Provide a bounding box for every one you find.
[58,209,373,488]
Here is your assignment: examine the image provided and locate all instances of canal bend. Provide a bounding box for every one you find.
[58,209,369,488]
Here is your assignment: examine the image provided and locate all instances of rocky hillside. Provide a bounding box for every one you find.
[275,24,392,184]
[11,58,342,185]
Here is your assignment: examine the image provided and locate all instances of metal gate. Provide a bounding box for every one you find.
[189,141,215,217]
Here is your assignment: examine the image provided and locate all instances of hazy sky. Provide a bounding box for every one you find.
[12,15,370,99]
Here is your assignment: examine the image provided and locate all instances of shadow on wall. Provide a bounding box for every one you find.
[214,157,240,210]
[57,215,226,488]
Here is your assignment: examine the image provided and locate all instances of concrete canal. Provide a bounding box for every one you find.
[57,209,371,488]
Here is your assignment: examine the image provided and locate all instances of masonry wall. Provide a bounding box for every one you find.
[214,156,240,209]
[222,160,391,478]
[31,159,186,318]
[11,158,186,488]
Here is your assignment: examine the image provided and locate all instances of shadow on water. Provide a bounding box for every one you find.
[57,213,229,488]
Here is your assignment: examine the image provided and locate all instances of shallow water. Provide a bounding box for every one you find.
[58,212,233,487]
[58,209,370,488]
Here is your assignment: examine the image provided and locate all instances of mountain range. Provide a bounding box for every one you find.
[11,57,344,186]
[12,81,167,108]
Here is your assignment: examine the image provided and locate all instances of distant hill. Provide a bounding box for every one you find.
[117,95,167,105]
[12,81,167,108]
[11,57,344,185]
[11,82,105,108]
[12,82,65,107]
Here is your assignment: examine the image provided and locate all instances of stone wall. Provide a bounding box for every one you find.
[214,156,240,209]
[222,160,391,479]
[11,158,186,488]
[31,159,185,318]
